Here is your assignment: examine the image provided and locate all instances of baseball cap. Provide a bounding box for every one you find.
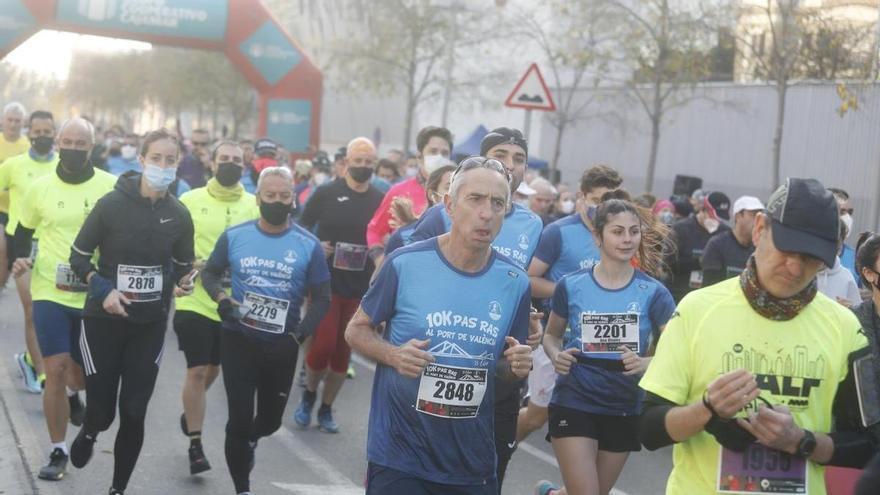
[254,138,277,155]
[516,182,536,196]
[765,178,840,267]
[732,196,765,217]
[704,191,731,221]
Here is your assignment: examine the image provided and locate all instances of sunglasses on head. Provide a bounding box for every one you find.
[452,156,511,183]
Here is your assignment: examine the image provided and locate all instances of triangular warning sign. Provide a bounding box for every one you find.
[504,63,556,112]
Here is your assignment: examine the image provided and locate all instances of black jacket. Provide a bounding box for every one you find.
[70,171,194,323]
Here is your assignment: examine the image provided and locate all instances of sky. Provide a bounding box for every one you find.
[4,30,151,80]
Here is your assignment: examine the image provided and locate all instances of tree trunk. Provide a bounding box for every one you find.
[772,80,788,189]
[645,82,664,193]
[403,61,417,154]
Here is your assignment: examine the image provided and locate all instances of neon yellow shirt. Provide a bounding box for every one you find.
[175,186,259,321]
[19,170,116,308]
[0,136,30,213]
[640,277,867,495]
[0,151,59,235]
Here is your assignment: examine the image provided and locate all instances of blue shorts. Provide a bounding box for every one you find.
[366,463,497,495]
[33,300,83,360]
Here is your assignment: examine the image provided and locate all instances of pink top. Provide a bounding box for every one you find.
[366,177,427,247]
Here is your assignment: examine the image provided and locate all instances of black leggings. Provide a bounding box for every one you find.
[221,330,299,494]
[79,316,166,491]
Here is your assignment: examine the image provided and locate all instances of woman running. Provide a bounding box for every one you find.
[536,198,675,495]
[68,128,196,495]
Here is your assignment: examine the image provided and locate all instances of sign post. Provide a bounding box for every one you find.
[504,63,556,144]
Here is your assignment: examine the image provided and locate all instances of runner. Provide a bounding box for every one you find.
[67,128,196,495]
[174,140,258,475]
[346,156,533,494]
[533,198,675,495]
[0,101,29,289]
[1,109,59,394]
[366,126,453,265]
[383,164,455,257]
[201,166,331,495]
[10,117,115,481]
[406,127,544,489]
[518,165,624,450]
[639,178,874,495]
[701,196,764,287]
[293,137,384,433]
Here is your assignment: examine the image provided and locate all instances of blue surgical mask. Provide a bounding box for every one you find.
[143,163,177,192]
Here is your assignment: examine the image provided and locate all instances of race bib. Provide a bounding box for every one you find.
[333,242,368,271]
[55,264,87,292]
[580,313,640,354]
[717,444,807,494]
[117,265,163,302]
[417,363,487,419]
[689,270,704,289]
[240,292,289,334]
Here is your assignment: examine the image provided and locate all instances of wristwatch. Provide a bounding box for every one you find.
[794,430,816,458]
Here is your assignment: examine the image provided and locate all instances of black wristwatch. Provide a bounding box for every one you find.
[794,430,816,459]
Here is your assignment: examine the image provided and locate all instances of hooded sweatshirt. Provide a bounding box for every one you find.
[817,256,861,307]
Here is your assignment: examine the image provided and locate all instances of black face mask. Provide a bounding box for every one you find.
[59,148,90,173]
[348,166,373,184]
[31,135,54,155]
[215,162,242,187]
[260,201,291,226]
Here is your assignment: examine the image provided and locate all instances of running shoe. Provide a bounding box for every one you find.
[180,412,188,436]
[188,443,211,475]
[534,480,560,495]
[37,448,68,481]
[68,393,85,427]
[70,428,96,468]
[317,407,340,434]
[293,393,315,428]
[108,489,124,495]
[14,352,41,394]
[346,365,356,379]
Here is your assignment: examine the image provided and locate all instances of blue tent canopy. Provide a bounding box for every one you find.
[452,125,547,169]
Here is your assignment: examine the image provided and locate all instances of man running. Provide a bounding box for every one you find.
[174,140,258,474]
[640,178,875,495]
[0,101,29,289]
[202,166,331,495]
[294,137,384,433]
[346,156,533,494]
[11,117,115,481]
[407,127,544,488]
[1,110,59,394]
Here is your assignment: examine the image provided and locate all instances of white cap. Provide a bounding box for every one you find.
[516,182,537,196]
[732,196,765,217]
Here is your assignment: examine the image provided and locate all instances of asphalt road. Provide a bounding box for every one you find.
[0,285,672,495]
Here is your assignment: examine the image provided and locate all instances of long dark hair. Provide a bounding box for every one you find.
[856,231,880,288]
[593,191,669,278]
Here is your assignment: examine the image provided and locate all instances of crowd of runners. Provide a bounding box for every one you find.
[0,99,878,495]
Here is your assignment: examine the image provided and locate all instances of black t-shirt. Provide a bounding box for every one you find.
[701,230,754,287]
[298,178,384,298]
[664,216,730,302]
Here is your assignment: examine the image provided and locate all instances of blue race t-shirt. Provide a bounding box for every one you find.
[361,238,531,485]
[533,213,601,282]
[384,222,417,255]
[407,203,542,270]
[550,266,675,416]
[840,243,860,287]
[206,220,330,342]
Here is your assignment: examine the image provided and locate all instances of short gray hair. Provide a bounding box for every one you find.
[2,102,25,118]
[257,166,294,192]
[448,157,511,205]
[58,117,96,145]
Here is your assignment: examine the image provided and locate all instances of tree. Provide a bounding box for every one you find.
[604,0,716,193]
[509,0,617,175]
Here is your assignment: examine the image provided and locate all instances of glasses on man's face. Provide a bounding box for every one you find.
[452,156,511,183]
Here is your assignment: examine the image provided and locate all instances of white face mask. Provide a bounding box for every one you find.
[313,172,328,186]
[121,145,137,160]
[559,200,575,215]
[841,213,853,239]
[405,166,419,177]
[703,217,720,234]
[424,154,448,174]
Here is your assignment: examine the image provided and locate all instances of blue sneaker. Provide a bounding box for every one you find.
[317,407,339,434]
[534,480,560,495]
[293,393,315,428]
[15,352,41,394]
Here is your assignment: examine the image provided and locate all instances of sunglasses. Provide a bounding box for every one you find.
[452,156,511,183]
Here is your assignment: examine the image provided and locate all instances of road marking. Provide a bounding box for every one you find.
[270,425,361,490]
[349,354,631,495]
[272,482,363,494]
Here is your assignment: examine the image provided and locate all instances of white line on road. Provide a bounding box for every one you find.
[270,425,361,491]
[350,354,631,495]
[271,482,364,495]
